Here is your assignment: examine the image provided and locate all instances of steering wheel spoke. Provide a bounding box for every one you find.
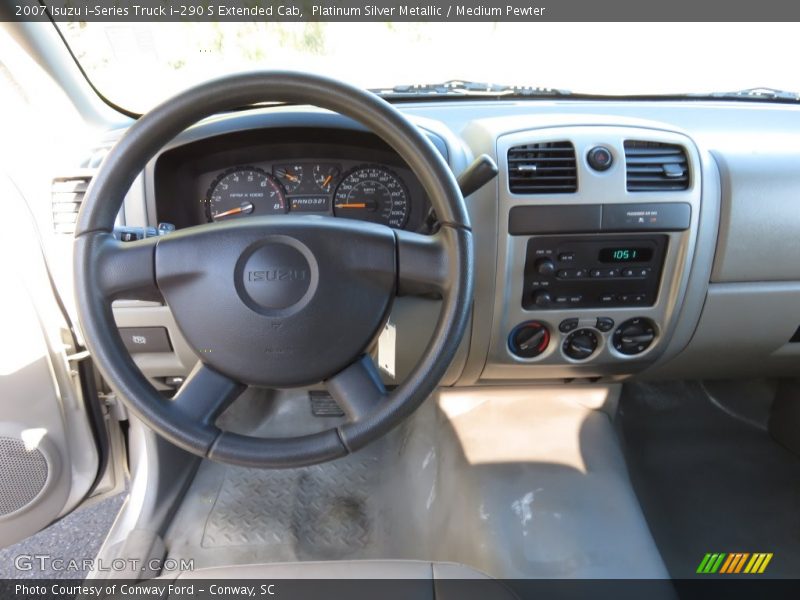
[325,355,387,422]
[395,228,458,296]
[171,362,246,426]
[78,232,160,301]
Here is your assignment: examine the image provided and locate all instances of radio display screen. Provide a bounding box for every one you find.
[598,247,653,263]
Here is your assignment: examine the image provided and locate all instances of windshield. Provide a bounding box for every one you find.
[58,22,800,113]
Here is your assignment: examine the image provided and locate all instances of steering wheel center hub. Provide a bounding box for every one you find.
[238,239,316,313]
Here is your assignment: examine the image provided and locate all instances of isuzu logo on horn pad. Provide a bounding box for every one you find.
[247,269,308,282]
[238,241,316,312]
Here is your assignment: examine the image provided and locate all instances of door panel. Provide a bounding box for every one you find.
[0,173,114,547]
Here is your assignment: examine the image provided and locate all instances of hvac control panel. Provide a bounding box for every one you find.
[522,235,667,310]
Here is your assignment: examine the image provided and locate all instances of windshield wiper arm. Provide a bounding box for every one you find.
[691,87,800,101]
[370,80,571,98]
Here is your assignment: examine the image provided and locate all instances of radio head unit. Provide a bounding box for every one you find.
[522,235,668,310]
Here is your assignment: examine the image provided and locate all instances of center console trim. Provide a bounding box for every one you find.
[481,124,704,380]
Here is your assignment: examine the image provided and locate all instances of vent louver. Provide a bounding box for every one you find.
[508,141,577,194]
[51,176,91,235]
[624,141,689,191]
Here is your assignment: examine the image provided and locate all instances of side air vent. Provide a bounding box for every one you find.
[508,141,578,194]
[51,176,91,235]
[624,141,689,191]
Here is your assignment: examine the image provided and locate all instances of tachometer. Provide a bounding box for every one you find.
[206,167,286,222]
[333,165,409,228]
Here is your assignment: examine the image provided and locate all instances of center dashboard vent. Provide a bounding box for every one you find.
[624,141,689,191]
[508,141,577,194]
[51,176,91,235]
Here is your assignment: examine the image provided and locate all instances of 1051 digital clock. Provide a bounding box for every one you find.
[598,247,654,263]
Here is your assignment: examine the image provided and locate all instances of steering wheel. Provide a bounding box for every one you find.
[74,72,473,468]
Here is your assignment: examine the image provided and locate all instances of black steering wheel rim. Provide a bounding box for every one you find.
[74,71,473,468]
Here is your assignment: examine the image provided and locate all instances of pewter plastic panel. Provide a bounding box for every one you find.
[645,282,800,379]
[471,124,704,380]
[712,149,800,282]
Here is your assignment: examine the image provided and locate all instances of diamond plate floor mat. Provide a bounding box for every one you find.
[162,408,437,568]
[202,454,382,557]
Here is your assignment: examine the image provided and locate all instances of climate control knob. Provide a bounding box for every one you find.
[563,328,599,360]
[509,321,550,358]
[612,317,656,355]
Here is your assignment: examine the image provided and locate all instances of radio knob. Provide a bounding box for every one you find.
[535,257,557,276]
[532,289,552,307]
[563,328,598,360]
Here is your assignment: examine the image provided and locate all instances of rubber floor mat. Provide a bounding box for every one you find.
[202,455,381,558]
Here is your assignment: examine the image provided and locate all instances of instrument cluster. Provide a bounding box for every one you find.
[203,160,413,229]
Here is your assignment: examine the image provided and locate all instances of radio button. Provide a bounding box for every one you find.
[590,269,603,278]
[558,253,576,262]
[557,268,588,279]
[622,267,651,278]
[599,294,616,303]
[568,295,583,304]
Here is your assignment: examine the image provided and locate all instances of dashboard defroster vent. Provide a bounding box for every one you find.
[508,141,577,194]
[51,176,91,235]
[624,141,689,191]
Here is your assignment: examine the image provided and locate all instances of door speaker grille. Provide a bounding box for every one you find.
[0,437,49,516]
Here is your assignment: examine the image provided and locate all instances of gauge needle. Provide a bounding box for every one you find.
[214,202,254,220]
[335,203,367,209]
[279,170,300,183]
[322,175,333,188]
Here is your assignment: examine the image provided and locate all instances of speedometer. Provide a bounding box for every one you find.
[333,165,409,228]
[206,166,286,222]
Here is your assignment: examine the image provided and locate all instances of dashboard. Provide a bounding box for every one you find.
[154,128,432,232]
[86,101,800,390]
